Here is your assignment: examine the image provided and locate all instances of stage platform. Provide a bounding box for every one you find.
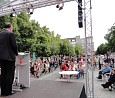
[1,80,87,98]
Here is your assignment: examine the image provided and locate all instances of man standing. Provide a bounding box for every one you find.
[0,23,18,96]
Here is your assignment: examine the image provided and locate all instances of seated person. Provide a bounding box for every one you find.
[33,61,39,78]
[59,61,68,79]
[101,68,115,89]
[76,64,84,79]
[97,62,111,79]
[68,61,76,78]
[60,61,68,71]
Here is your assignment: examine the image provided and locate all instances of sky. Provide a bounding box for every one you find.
[30,0,115,51]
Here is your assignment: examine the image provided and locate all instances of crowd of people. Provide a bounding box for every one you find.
[30,57,59,78]
[96,55,115,91]
[59,60,85,79]
[30,55,85,79]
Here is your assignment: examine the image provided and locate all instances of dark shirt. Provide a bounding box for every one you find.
[108,74,115,83]
[0,29,18,61]
[49,61,54,67]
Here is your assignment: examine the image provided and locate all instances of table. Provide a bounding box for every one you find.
[59,71,79,81]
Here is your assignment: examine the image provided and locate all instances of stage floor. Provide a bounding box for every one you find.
[1,80,86,98]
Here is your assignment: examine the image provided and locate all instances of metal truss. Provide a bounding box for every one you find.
[83,0,94,98]
[0,0,75,17]
[0,0,94,98]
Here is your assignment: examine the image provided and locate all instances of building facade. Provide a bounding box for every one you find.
[67,36,94,54]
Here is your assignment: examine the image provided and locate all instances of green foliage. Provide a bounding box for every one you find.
[59,39,75,56]
[95,43,109,55]
[104,26,115,52]
[0,12,75,57]
[74,44,83,56]
[96,26,115,54]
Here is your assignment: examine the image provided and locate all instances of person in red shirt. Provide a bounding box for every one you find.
[60,61,68,71]
[60,61,68,78]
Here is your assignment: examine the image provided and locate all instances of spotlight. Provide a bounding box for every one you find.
[10,9,17,17]
[29,9,34,15]
[13,8,15,11]
[56,2,64,11]
[56,0,64,11]
[27,4,34,15]
[56,5,59,8]
[10,13,17,17]
[27,8,34,15]
[59,6,63,10]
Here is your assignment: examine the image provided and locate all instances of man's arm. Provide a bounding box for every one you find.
[9,33,18,56]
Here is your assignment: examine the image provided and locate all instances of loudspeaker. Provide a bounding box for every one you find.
[78,0,83,28]
[0,74,1,87]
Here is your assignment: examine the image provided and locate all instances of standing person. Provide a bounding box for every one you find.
[49,59,54,73]
[0,23,18,96]
[112,58,114,68]
[98,57,101,70]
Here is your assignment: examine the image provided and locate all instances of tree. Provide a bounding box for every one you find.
[104,26,115,52]
[59,39,75,56]
[95,43,109,55]
[0,12,76,57]
[16,12,35,52]
[74,44,83,56]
